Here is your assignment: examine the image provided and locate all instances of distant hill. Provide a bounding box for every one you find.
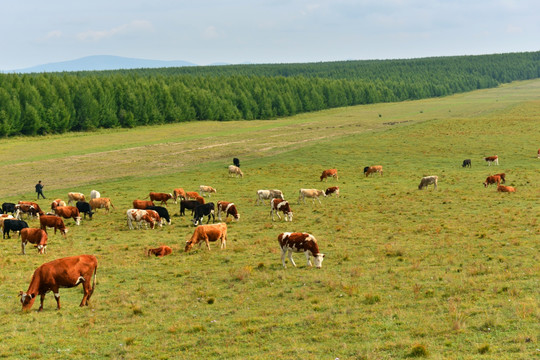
[10,55,199,73]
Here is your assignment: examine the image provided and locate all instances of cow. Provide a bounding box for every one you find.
[483,175,501,188]
[271,199,293,222]
[147,245,172,257]
[132,199,154,210]
[325,186,340,197]
[0,215,14,233]
[256,189,284,205]
[89,198,115,213]
[462,159,472,168]
[3,219,29,239]
[320,169,338,182]
[67,192,85,205]
[233,158,240,167]
[180,200,200,216]
[185,191,200,200]
[228,165,243,178]
[14,204,40,220]
[146,206,171,225]
[126,209,159,230]
[39,215,68,237]
[199,185,217,197]
[2,202,16,214]
[172,188,186,203]
[20,228,48,255]
[19,254,97,311]
[185,223,227,252]
[149,192,173,206]
[194,195,205,204]
[418,176,438,190]
[76,201,94,219]
[364,165,383,177]
[192,203,215,226]
[51,199,66,210]
[278,232,325,269]
[217,201,240,221]
[497,185,516,193]
[484,155,499,166]
[494,173,506,184]
[90,190,100,199]
[54,206,81,225]
[298,189,326,204]
[17,201,44,217]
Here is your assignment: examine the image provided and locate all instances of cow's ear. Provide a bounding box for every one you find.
[18,291,24,297]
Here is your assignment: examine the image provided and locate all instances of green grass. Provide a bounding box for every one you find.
[0,80,538,359]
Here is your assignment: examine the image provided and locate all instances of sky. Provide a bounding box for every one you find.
[1,0,539,71]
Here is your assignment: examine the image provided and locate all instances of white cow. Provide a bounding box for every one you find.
[199,185,217,197]
[418,176,438,190]
[256,189,284,205]
[228,165,243,178]
[90,190,101,199]
[298,189,326,204]
[126,209,159,230]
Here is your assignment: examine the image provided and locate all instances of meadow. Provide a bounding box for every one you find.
[0,80,538,359]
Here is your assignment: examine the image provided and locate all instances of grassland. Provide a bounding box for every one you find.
[0,80,538,359]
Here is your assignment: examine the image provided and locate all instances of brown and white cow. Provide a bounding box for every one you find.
[51,199,66,210]
[199,185,217,197]
[147,245,172,257]
[149,192,173,206]
[271,199,293,222]
[17,201,44,218]
[256,189,284,205]
[418,176,438,190]
[19,254,97,311]
[54,206,81,225]
[172,188,187,203]
[320,169,338,182]
[89,198,115,213]
[484,155,499,166]
[132,199,155,210]
[217,201,240,221]
[493,173,506,184]
[228,165,244,178]
[15,203,41,220]
[67,192,85,205]
[39,215,68,237]
[325,186,340,197]
[20,228,48,255]
[364,165,383,177]
[497,185,516,193]
[298,189,326,204]
[185,223,227,252]
[483,175,501,188]
[278,232,325,269]
[126,209,161,230]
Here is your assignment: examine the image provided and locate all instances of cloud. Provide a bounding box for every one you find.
[77,20,153,41]
[203,26,220,39]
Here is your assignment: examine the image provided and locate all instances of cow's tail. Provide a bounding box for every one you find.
[90,264,97,297]
[110,201,116,209]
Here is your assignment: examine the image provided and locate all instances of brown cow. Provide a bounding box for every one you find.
[67,192,85,205]
[493,173,506,184]
[278,232,325,269]
[484,155,499,166]
[19,255,97,311]
[483,175,501,188]
[17,201,44,217]
[325,186,340,197]
[194,196,205,205]
[185,192,200,200]
[132,200,155,210]
[39,215,68,237]
[497,185,516,193]
[217,201,240,221]
[149,192,173,206]
[364,165,383,177]
[185,223,227,252]
[320,169,338,181]
[172,188,186,203]
[15,203,41,220]
[147,245,172,257]
[54,206,81,225]
[20,228,48,255]
[51,199,66,210]
[89,198,115,213]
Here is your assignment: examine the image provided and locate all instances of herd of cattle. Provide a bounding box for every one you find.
[6,153,524,311]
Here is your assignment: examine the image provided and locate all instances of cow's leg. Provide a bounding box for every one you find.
[271,209,275,221]
[53,290,61,310]
[288,250,296,267]
[39,293,46,312]
[21,240,26,255]
[305,251,313,267]
[281,248,287,268]
[211,211,215,223]
[204,235,211,251]
[217,208,222,221]
[221,233,227,249]
[276,211,282,220]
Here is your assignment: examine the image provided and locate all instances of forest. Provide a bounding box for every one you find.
[0,51,538,136]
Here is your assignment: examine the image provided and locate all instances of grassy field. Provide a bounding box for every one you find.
[0,80,539,359]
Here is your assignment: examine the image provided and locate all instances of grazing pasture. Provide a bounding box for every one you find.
[0,80,538,359]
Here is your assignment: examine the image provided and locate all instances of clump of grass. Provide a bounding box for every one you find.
[124,337,135,346]
[230,266,253,281]
[362,293,381,305]
[207,298,215,304]
[131,304,143,315]
[407,344,428,357]
[477,344,490,354]
[384,243,404,257]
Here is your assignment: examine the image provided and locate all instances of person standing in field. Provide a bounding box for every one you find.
[35,180,46,199]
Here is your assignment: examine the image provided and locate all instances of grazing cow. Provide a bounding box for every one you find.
[278,232,325,269]
[149,192,173,206]
[494,173,506,184]
[15,204,40,220]
[271,199,293,222]
[145,210,162,228]
[51,199,66,210]
[483,175,501,188]
[233,157,240,167]
[228,165,243,178]
[497,185,516,193]
[20,228,48,255]
[2,202,16,214]
[325,186,340,197]
[320,169,338,182]
[54,206,81,225]
[185,191,200,200]
[199,185,217,197]
[39,215,68,237]
[364,165,383,177]
[76,201,94,219]
[146,206,171,225]
[185,223,227,252]
[298,188,326,204]
[217,201,240,221]
[19,254,97,311]
[90,190,100,199]
[256,189,285,205]
[3,219,29,239]
[194,195,205,204]
[67,192,85,205]
[89,198,115,213]
[484,155,499,166]
[132,199,154,210]
[462,159,472,168]
[180,200,200,216]
[418,176,438,190]
[172,188,186,203]
[192,203,215,226]
[17,201,44,217]
[147,245,172,257]
[126,209,158,230]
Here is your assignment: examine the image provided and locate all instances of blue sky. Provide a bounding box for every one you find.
[1,0,539,70]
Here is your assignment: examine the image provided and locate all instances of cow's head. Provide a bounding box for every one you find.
[185,239,196,252]
[19,291,36,310]
[36,242,47,254]
[313,253,325,268]
[483,181,488,188]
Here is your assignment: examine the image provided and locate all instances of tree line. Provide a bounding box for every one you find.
[0,51,538,136]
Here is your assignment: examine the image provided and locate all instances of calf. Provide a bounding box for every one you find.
[298,188,326,204]
[132,199,154,210]
[483,175,501,188]
[228,165,243,178]
[185,223,227,252]
[67,192,85,205]
[216,201,240,221]
[54,206,81,225]
[3,219,29,239]
[2,202,16,214]
[320,169,338,181]
[192,203,215,226]
[20,228,48,255]
[149,192,173,206]
[484,155,499,166]
[270,199,293,222]
[256,189,284,205]
[278,232,325,269]
[180,200,200,216]
[147,245,172,257]
[146,206,171,225]
[172,188,186,203]
[39,215,68,237]
[364,165,383,177]
[418,176,438,190]
[76,201,94,219]
[497,185,516,193]
[325,186,340,197]
[19,254,97,311]
[199,185,217,197]
[462,159,472,168]
[89,198,115,213]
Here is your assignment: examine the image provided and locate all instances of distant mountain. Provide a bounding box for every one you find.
[10,55,199,73]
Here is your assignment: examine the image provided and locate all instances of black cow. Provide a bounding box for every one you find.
[3,219,29,239]
[363,166,370,174]
[76,201,94,219]
[462,159,471,168]
[146,206,171,225]
[192,203,215,226]
[180,200,200,216]
[233,158,240,167]
[2,202,16,214]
